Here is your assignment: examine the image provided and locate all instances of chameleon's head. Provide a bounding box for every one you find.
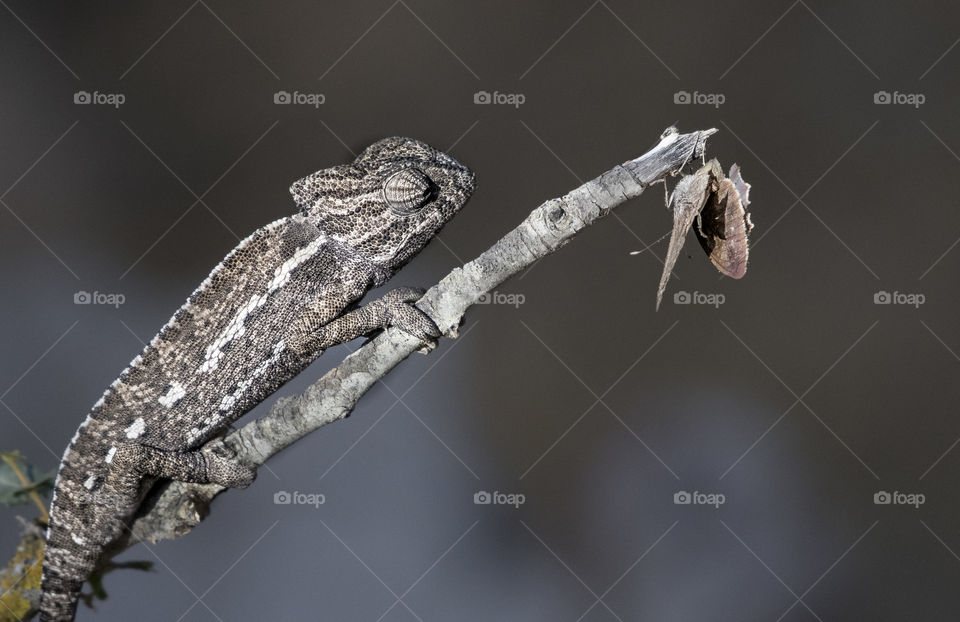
[290,137,475,273]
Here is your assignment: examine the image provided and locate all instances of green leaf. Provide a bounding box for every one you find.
[0,451,55,507]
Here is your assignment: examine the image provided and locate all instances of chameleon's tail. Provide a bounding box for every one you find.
[40,522,98,621]
[39,569,83,621]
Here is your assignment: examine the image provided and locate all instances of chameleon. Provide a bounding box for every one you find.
[39,136,476,621]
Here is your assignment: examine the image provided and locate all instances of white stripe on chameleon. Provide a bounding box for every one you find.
[200,235,325,373]
[158,382,186,408]
[186,426,203,445]
[83,476,96,490]
[125,417,146,439]
[105,447,117,464]
[319,190,381,215]
[218,340,285,412]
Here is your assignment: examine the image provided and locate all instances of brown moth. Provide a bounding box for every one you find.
[693,163,752,279]
[654,159,752,309]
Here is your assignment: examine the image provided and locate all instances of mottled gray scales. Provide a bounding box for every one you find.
[40,137,475,621]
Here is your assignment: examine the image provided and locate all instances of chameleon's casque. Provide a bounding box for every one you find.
[40,137,475,621]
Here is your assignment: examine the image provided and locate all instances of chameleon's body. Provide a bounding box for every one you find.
[40,137,475,621]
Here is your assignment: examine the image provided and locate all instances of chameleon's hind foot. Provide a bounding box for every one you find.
[203,454,256,488]
[100,442,256,498]
[202,438,256,488]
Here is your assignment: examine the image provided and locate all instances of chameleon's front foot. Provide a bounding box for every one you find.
[374,287,441,342]
[286,286,441,357]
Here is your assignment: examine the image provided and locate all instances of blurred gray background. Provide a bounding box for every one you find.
[2,1,960,620]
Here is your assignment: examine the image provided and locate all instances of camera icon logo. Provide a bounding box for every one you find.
[474,490,492,504]
[74,91,91,104]
[674,291,691,304]
[673,491,692,504]
[674,90,691,104]
[74,291,92,304]
[873,90,891,104]
[473,90,491,104]
[274,490,292,504]
[873,291,891,304]
[873,491,892,505]
[274,90,292,104]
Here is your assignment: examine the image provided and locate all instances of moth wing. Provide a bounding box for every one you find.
[656,172,712,310]
[707,179,749,279]
[728,162,754,240]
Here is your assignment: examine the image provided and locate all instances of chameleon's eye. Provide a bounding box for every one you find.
[382,168,436,215]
